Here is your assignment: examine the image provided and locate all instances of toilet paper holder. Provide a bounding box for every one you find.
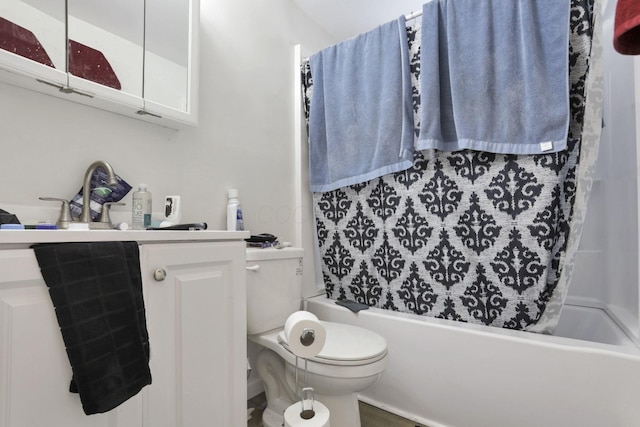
[289,355,330,426]
[293,355,313,417]
[283,384,330,427]
[299,387,316,420]
[300,328,316,346]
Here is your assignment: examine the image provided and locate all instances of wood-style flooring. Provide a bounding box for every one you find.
[247,393,427,427]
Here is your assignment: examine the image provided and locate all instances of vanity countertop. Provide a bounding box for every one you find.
[0,229,250,249]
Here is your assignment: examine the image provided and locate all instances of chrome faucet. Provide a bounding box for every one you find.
[79,161,118,227]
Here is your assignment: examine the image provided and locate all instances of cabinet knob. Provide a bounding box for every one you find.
[153,268,167,281]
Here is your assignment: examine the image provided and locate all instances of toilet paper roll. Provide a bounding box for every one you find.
[284,400,330,427]
[284,311,327,359]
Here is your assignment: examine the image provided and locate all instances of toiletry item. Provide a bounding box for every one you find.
[148,222,207,231]
[132,184,152,230]
[114,222,129,231]
[68,222,90,231]
[36,223,57,230]
[226,189,244,231]
[284,399,330,427]
[284,311,326,358]
[164,195,181,223]
[0,224,25,230]
[149,220,164,228]
[69,169,132,221]
[245,233,278,248]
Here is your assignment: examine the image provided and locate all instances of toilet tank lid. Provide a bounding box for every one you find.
[246,247,304,261]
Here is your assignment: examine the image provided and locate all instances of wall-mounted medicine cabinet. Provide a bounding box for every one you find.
[0,0,199,128]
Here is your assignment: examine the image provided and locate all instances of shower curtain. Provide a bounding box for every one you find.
[302,0,602,333]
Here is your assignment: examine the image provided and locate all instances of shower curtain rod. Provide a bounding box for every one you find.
[405,9,423,20]
[300,9,423,62]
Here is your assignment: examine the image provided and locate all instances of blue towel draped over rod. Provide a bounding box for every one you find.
[417,0,571,154]
[308,16,415,193]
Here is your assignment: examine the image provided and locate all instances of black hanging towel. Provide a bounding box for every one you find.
[32,241,151,415]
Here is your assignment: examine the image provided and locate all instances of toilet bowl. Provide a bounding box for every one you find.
[246,248,388,427]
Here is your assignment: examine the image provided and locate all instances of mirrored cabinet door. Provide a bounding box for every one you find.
[67,0,144,106]
[0,0,198,128]
[0,0,67,84]
[143,0,199,125]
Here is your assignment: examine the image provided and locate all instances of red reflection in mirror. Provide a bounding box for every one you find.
[68,39,121,90]
[0,17,54,67]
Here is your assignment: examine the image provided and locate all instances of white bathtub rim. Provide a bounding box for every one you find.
[305,295,640,358]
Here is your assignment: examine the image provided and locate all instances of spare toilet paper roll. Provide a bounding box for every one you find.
[284,400,330,427]
[284,311,327,359]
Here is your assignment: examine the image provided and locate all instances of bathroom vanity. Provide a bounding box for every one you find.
[0,230,247,427]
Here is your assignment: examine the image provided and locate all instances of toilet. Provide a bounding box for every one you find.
[246,247,388,427]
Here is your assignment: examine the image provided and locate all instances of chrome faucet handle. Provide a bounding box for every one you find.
[39,197,72,229]
[99,202,126,226]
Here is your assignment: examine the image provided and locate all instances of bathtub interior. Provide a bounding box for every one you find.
[554,304,638,348]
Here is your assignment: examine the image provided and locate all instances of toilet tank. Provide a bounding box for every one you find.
[246,247,304,335]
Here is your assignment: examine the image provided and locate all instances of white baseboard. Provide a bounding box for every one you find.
[247,377,264,400]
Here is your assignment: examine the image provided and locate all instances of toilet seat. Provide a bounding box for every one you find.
[277,320,387,366]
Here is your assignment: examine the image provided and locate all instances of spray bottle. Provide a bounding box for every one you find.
[226,189,244,231]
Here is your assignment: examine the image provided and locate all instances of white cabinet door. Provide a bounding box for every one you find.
[140,242,246,427]
[0,249,142,427]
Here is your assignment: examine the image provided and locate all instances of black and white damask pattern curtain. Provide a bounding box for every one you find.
[302,0,601,333]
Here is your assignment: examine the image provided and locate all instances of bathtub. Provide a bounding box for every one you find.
[306,296,640,427]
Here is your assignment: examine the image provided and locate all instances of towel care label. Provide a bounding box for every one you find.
[540,141,554,152]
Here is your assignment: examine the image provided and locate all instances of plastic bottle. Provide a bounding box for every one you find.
[226,189,244,231]
[132,184,152,230]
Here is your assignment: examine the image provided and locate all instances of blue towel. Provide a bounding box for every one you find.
[418,0,571,155]
[308,16,414,192]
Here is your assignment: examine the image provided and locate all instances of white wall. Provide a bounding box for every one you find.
[0,0,335,246]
